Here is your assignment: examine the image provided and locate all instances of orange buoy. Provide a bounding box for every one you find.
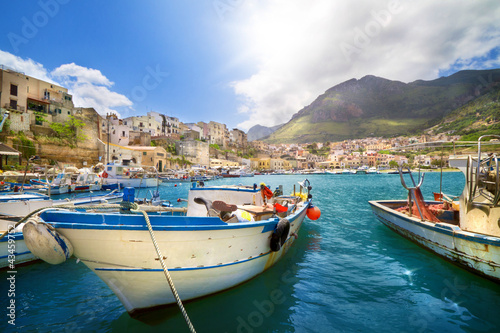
[307,205,321,220]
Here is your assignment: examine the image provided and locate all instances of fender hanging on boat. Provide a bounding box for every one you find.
[270,218,290,252]
[23,217,74,265]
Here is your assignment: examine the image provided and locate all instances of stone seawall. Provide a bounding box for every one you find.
[36,142,101,167]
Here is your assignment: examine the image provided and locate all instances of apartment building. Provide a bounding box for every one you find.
[0,65,75,132]
[207,121,228,148]
[100,113,131,146]
[123,113,162,136]
[230,128,247,149]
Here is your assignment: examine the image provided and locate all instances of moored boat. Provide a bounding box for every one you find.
[369,135,500,283]
[71,172,102,193]
[0,191,124,269]
[25,179,320,318]
[101,162,159,188]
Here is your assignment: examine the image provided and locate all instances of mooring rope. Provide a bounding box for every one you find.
[131,205,197,333]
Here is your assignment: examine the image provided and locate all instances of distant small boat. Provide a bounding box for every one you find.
[367,167,381,174]
[71,172,102,193]
[101,162,159,188]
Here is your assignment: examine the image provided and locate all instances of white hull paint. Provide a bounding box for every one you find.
[51,202,308,314]
[369,200,500,282]
[0,232,37,269]
[102,177,158,188]
[0,198,53,218]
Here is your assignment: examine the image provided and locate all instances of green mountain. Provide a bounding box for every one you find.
[247,124,284,141]
[265,69,500,143]
[429,82,500,140]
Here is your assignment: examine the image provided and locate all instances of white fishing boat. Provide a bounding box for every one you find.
[369,135,500,283]
[24,180,321,318]
[71,172,102,193]
[0,191,124,269]
[100,162,159,188]
[367,166,381,174]
[39,172,72,195]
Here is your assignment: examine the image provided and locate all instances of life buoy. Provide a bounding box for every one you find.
[23,218,74,265]
[102,171,108,178]
[270,218,290,252]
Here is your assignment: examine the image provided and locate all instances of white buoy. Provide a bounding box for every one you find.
[23,218,74,265]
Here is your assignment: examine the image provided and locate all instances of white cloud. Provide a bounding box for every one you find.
[0,50,54,83]
[0,51,132,117]
[230,0,500,131]
[52,63,113,86]
[51,63,132,117]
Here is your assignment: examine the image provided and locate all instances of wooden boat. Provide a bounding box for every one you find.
[25,180,319,317]
[369,135,500,283]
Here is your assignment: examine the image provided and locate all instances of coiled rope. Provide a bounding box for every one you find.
[131,205,196,333]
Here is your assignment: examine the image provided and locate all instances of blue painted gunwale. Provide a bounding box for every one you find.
[190,186,260,193]
[0,250,30,260]
[0,192,50,202]
[0,232,24,242]
[369,200,500,247]
[39,201,309,233]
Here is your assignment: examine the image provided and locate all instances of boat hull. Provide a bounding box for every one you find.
[0,232,37,269]
[102,177,158,188]
[369,200,500,282]
[41,202,308,314]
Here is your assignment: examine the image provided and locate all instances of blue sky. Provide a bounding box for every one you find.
[1,1,499,132]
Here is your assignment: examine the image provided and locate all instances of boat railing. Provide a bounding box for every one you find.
[468,135,500,207]
[398,167,427,221]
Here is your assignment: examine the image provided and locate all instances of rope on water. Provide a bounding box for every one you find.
[131,205,197,333]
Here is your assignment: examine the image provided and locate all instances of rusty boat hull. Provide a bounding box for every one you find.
[369,199,500,283]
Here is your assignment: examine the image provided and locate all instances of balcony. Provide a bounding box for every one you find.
[3,103,25,113]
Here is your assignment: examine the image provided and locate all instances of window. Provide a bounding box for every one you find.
[9,99,17,109]
[143,152,147,155]
[10,84,18,96]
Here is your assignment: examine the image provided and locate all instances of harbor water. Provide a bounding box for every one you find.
[2,172,500,332]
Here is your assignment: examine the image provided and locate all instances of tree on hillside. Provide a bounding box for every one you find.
[13,133,36,162]
[49,116,87,148]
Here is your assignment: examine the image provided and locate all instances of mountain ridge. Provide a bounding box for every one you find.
[264,68,500,143]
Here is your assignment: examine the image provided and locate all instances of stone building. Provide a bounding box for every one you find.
[105,143,170,171]
[176,139,210,167]
[0,65,75,133]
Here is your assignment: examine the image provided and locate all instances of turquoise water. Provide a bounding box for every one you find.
[2,172,500,332]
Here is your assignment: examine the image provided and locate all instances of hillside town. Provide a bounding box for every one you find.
[0,66,461,173]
